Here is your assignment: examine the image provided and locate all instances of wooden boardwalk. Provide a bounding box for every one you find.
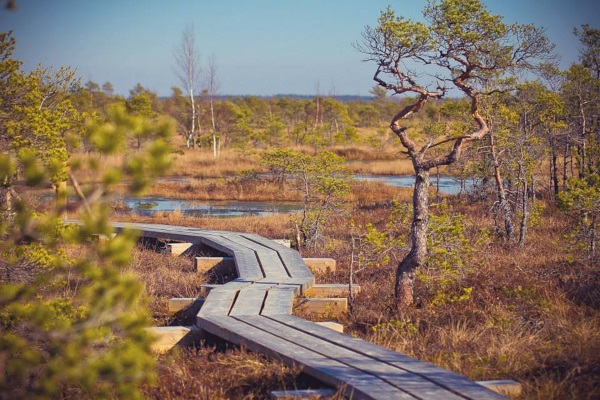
[112,222,506,400]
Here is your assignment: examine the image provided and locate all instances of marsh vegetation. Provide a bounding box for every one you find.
[1,1,600,398]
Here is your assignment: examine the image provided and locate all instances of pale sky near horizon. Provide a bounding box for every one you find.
[1,0,599,97]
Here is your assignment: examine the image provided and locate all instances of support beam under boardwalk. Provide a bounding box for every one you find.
[165,242,198,256]
[302,258,336,273]
[293,298,347,318]
[146,326,204,354]
[168,297,205,316]
[195,256,236,275]
[304,283,360,297]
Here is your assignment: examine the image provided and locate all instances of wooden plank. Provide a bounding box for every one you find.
[198,235,264,280]
[218,233,290,280]
[261,287,295,315]
[293,298,348,318]
[168,297,205,316]
[166,242,198,256]
[270,282,302,296]
[269,315,506,400]
[199,315,415,400]
[112,222,209,244]
[279,253,314,279]
[241,233,314,279]
[240,315,470,400]
[110,222,311,280]
[240,233,293,252]
[198,284,220,297]
[109,223,222,243]
[145,326,204,354]
[195,256,236,274]
[279,277,315,294]
[223,280,255,290]
[304,283,360,297]
[228,286,270,316]
[315,321,344,333]
[196,234,244,256]
[271,388,336,399]
[303,258,336,273]
[197,287,239,317]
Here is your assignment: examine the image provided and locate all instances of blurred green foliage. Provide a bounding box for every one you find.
[0,31,174,399]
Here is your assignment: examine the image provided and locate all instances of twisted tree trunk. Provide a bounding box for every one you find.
[395,169,429,309]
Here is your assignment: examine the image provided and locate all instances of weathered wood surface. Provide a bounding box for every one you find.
[261,287,295,315]
[315,321,344,333]
[303,257,337,273]
[145,326,204,353]
[105,222,506,400]
[293,297,348,317]
[168,297,205,316]
[305,283,361,297]
[195,256,235,274]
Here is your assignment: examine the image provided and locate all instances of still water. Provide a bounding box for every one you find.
[354,174,472,195]
[122,175,468,217]
[123,199,303,217]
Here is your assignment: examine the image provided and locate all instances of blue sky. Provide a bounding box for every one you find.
[2,0,599,97]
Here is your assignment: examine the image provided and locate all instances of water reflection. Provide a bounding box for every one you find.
[123,198,303,217]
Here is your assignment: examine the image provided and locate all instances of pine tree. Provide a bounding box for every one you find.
[0,32,174,398]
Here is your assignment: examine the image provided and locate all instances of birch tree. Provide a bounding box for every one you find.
[173,24,201,149]
[204,54,220,158]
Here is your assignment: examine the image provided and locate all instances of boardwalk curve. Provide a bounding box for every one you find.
[112,222,506,400]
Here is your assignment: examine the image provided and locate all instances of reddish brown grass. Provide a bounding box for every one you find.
[333,200,600,400]
[18,170,600,399]
[142,346,345,399]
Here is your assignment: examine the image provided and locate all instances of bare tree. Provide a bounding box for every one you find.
[173,24,201,149]
[204,54,220,159]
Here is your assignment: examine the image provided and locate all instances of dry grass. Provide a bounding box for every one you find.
[142,346,344,400]
[70,144,416,188]
[146,178,304,202]
[15,164,599,399]
[349,180,413,206]
[142,174,413,205]
[169,148,262,178]
[345,159,417,175]
[126,248,206,325]
[118,195,599,399]
[333,200,600,400]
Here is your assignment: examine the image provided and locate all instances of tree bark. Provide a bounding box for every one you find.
[210,98,219,160]
[518,179,528,247]
[551,141,559,198]
[395,169,429,311]
[489,132,515,241]
[0,186,19,228]
[563,142,570,190]
[590,214,597,262]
